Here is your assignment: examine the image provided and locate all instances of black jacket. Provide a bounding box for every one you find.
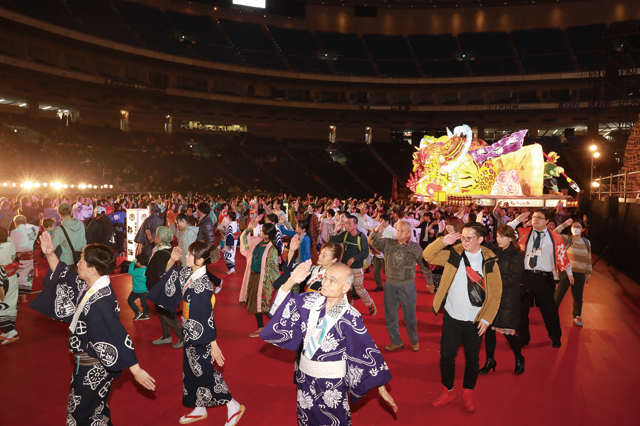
[145,248,172,290]
[197,215,215,245]
[86,215,114,245]
[491,243,524,329]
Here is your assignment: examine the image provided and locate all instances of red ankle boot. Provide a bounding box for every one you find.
[462,388,476,413]
[432,386,457,407]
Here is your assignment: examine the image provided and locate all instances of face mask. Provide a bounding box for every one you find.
[571,228,582,236]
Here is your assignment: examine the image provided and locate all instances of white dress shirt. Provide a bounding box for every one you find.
[444,249,488,324]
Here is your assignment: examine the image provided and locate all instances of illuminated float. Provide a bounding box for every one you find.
[407,125,579,208]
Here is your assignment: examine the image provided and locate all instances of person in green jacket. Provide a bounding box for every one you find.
[128,253,150,321]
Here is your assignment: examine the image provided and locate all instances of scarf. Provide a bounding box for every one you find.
[303,295,349,359]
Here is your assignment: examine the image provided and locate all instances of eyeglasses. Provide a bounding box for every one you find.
[461,236,477,242]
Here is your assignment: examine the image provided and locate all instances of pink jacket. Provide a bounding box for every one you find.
[239,230,274,313]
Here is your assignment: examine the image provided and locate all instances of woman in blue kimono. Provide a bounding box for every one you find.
[147,241,245,426]
[261,261,398,426]
[30,232,155,426]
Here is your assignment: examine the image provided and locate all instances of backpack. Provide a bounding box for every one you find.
[103,220,116,249]
[342,231,363,251]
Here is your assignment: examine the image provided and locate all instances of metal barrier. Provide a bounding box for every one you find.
[594,170,640,201]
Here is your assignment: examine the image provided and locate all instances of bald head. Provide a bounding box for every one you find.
[321,263,354,299]
[396,220,412,244]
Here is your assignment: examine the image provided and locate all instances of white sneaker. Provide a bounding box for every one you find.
[133,312,144,321]
[226,269,235,275]
[215,281,223,294]
[574,317,584,327]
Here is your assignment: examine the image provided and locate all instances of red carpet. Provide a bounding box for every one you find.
[1,254,639,426]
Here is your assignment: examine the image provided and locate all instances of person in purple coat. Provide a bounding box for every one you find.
[260,261,398,426]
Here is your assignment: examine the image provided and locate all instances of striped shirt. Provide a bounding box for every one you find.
[565,237,592,274]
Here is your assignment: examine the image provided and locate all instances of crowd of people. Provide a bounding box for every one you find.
[0,190,592,425]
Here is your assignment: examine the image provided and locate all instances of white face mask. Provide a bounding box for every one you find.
[571,228,582,236]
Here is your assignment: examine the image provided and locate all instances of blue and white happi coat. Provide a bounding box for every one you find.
[261,290,392,426]
[30,262,138,426]
[147,265,233,408]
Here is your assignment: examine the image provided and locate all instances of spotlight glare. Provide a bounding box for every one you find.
[12,183,16,187]
[2,183,6,187]
[109,185,113,189]
[71,185,75,188]
[52,182,63,190]
[43,183,48,187]
[63,184,68,188]
[590,145,597,151]
[24,181,33,189]
[34,183,41,188]
[594,152,601,158]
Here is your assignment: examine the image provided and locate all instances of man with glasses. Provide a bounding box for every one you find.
[510,209,572,348]
[424,222,502,413]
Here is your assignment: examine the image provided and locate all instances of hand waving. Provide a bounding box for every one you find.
[170,247,181,262]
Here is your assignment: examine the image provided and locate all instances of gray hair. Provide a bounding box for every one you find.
[155,226,173,244]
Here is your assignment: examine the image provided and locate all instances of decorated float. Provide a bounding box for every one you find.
[407,125,579,208]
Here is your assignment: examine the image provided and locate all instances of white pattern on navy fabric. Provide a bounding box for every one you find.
[91,342,119,367]
[83,365,108,390]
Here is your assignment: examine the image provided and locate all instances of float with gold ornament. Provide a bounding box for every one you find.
[407,125,579,208]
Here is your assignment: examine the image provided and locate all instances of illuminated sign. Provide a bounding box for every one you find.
[233,0,265,7]
[180,121,247,132]
[499,199,545,207]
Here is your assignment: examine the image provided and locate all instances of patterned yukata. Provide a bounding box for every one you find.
[30,262,139,426]
[146,265,233,408]
[0,239,19,333]
[223,221,240,271]
[10,223,38,295]
[261,291,392,426]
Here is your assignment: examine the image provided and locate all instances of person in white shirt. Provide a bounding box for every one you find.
[424,222,502,413]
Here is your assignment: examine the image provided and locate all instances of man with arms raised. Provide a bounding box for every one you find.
[369,220,434,352]
[424,222,502,413]
[260,261,397,425]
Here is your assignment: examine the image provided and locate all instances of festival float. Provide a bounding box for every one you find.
[407,125,579,208]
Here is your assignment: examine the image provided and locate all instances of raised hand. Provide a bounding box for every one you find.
[39,231,55,256]
[442,232,462,246]
[289,234,300,252]
[516,211,530,223]
[290,260,313,284]
[170,247,181,262]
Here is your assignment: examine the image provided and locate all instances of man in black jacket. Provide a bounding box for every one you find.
[196,202,223,292]
[85,207,115,246]
[196,202,215,244]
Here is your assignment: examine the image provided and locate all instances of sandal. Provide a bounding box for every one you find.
[226,405,246,426]
[179,413,208,424]
[249,329,263,338]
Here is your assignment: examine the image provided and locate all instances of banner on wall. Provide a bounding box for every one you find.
[126,209,148,262]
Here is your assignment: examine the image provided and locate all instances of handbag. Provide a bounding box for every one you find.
[461,252,486,307]
[60,225,83,265]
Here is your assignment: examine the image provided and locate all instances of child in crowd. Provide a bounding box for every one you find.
[42,218,55,235]
[128,253,150,321]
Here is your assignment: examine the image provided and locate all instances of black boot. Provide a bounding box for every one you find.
[478,358,497,374]
[514,356,525,376]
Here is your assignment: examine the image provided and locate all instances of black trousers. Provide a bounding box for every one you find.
[127,291,148,315]
[518,271,562,345]
[440,311,482,390]
[554,271,586,318]
[484,329,522,360]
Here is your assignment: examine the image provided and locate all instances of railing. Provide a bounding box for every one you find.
[594,170,640,201]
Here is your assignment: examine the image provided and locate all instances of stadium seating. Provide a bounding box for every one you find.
[512,28,575,73]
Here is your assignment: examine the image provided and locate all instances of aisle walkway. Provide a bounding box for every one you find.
[1,254,639,425]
